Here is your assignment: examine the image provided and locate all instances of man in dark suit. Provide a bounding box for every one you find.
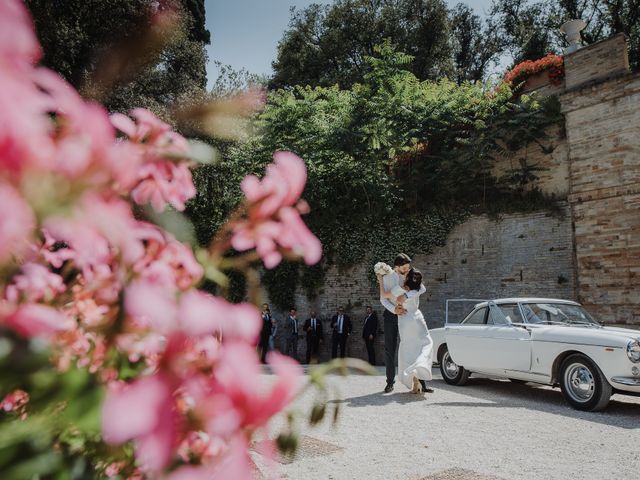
[331,306,352,358]
[303,310,323,364]
[284,307,299,361]
[362,306,378,365]
[258,303,273,363]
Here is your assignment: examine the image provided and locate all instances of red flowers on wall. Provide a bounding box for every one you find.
[505,54,565,87]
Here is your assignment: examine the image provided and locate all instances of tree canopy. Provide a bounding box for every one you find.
[490,0,640,68]
[271,0,640,90]
[271,0,466,89]
[26,0,210,114]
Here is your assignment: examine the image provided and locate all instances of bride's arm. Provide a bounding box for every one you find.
[376,274,395,299]
[395,283,426,304]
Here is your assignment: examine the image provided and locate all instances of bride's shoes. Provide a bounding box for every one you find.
[411,377,421,394]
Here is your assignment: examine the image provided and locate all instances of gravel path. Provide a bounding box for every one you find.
[254,367,640,480]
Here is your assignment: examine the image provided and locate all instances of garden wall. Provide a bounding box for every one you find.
[271,205,575,365]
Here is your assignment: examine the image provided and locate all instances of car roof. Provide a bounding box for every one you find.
[473,298,581,308]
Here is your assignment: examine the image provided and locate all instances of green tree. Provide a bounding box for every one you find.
[270,0,453,89]
[449,3,504,83]
[26,0,210,114]
[491,0,640,69]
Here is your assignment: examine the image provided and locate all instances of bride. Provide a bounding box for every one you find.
[377,267,434,393]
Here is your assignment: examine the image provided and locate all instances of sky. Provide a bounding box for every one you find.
[204,0,493,88]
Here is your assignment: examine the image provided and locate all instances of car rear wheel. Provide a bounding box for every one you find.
[559,354,612,411]
[439,346,470,386]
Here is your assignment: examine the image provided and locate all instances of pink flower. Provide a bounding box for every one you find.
[178,291,261,342]
[0,389,30,420]
[168,435,253,480]
[111,109,195,212]
[104,462,125,478]
[159,238,203,290]
[131,161,196,212]
[125,280,178,332]
[0,0,41,70]
[102,374,178,471]
[241,151,307,218]
[206,343,303,434]
[5,304,74,338]
[231,151,321,268]
[0,184,35,264]
[5,263,65,304]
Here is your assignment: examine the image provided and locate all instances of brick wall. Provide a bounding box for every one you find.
[492,124,570,197]
[560,36,640,325]
[564,34,630,90]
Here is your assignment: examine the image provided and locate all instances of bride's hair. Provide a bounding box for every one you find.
[404,268,422,291]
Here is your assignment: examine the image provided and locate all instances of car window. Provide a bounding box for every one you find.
[488,306,511,325]
[496,304,524,324]
[521,304,544,323]
[462,307,487,325]
[521,303,599,326]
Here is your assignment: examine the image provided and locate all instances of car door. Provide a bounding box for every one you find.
[446,303,531,373]
[445,306,488,368]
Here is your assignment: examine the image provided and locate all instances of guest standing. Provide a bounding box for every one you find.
[303,310,323,363]
[331,306,352,358]
[258,303,272,363]
[284,307,299,361]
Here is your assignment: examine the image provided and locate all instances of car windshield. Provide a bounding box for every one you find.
[520,303,600,326]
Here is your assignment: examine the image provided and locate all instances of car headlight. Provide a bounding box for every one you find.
[627,339,640,363]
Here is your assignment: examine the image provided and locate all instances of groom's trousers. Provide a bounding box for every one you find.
[383,309,399,385]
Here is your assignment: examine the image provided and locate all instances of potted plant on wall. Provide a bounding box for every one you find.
[505,54,565,92]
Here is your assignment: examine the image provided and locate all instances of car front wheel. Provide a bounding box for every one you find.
[439,346,470,386]
[559,354,612,411]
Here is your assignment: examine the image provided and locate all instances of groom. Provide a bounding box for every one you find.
[380,253,431,394]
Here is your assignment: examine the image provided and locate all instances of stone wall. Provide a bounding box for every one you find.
[492,124,570,198]
[269,205,575,364]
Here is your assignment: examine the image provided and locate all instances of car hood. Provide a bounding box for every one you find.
[530,324,640,347]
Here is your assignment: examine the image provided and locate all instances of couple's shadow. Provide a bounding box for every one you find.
[328,389,428,407]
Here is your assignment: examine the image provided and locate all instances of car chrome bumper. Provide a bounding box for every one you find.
[611,376,640,387]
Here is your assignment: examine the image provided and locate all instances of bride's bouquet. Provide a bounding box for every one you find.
[374,261,393,276]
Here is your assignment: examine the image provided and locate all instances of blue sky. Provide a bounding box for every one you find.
[204,0,493,87]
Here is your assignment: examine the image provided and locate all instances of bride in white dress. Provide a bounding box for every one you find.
[377,268,434,393]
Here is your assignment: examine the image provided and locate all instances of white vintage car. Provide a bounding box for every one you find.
[430,298,640,411]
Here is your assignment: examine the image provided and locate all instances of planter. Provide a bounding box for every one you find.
[521,70,551,92]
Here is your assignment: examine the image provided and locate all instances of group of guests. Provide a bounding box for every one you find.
[257,303,380,365]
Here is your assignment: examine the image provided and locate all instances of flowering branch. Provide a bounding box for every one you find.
[0,1,323,478]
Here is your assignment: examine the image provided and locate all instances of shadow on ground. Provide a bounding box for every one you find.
[328,373,640,429]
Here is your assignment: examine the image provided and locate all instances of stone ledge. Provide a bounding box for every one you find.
[561,71,640,113]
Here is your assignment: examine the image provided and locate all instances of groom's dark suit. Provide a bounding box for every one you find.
[303,316,323,363]
[362,310,378,365]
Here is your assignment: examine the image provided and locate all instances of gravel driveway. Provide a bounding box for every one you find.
[254,367,640,480]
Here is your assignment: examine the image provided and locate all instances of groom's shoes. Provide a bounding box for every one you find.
[383,383,394,393]
[420,380,434,393]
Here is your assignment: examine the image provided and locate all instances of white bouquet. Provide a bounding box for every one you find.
[374,262,392,276]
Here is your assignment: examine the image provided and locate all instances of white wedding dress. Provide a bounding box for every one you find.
[397,288,434,390]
